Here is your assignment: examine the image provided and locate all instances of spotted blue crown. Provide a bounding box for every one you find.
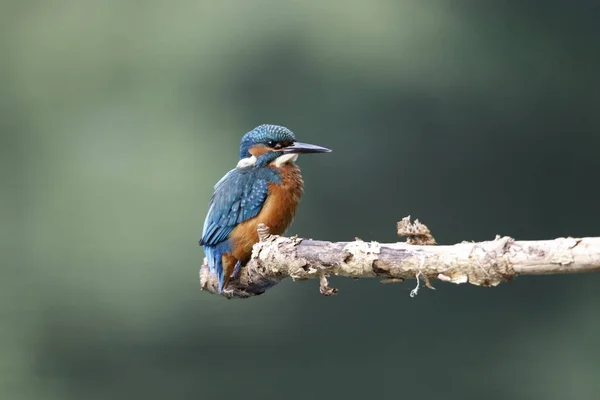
[239,124,296,159]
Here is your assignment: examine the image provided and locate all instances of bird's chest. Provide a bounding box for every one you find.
[261,164,304,235]
[229,164,304,261]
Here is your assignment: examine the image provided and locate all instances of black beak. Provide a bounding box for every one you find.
[283,142,332,154]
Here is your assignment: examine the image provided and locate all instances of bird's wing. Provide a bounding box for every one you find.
[199,168,275,246]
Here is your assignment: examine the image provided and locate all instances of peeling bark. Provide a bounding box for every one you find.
[199,218,600,299]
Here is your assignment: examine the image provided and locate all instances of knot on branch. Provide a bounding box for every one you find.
[319,273,338,296]
[397,216,437,245]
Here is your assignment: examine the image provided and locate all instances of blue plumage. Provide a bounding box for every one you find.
[201,167,280,247]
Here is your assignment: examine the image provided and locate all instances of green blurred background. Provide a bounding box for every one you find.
[2,1,600,399]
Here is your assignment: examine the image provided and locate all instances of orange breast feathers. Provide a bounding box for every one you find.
[229,163,304,263]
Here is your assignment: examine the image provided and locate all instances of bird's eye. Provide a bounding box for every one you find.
[267,140,282,149]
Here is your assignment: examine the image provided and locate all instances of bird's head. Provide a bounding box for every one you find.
[238,124,331,168]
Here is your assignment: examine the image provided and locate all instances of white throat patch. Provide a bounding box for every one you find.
[236,155,257,169]
[271,153,298,167]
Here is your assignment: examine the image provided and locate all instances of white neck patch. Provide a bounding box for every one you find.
[236,155,257,169]
[271,153,298,168]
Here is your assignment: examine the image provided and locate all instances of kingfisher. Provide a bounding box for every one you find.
[199,124,331,294]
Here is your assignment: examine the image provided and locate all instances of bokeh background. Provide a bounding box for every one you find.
[2,1,600,399]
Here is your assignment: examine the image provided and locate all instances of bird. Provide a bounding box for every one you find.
[199,124,331,294]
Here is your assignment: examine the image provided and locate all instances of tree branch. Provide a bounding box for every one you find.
[199,217,600,299]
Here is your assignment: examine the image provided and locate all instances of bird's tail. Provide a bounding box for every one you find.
[203,242,230,293]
